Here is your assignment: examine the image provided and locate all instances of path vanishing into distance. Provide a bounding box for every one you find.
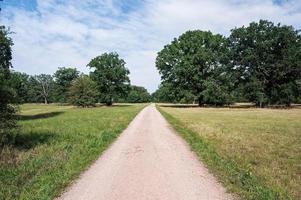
[58,104,233,200]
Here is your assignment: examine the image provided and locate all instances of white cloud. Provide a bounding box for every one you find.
[2,0,301,92]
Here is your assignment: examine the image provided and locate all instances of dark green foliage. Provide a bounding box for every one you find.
[201,78,233,106]
[7,71,30,103]
[0,86,17,145]
[88,52,130,106]
[68,75,99,107]
[0,26,17,146]
[53,67,79,103]
[125,85,151,103]
[155,20,301,106]
[152,83,177,103]
[156,30,232,106]
[229,20,301,106]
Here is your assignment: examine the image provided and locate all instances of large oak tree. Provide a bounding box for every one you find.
[88,52,130,106]
[229,20,301,106]
[156,30,232,106]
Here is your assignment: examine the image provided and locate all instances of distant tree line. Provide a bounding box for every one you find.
[6,53,151,107]
[154,20,301,107]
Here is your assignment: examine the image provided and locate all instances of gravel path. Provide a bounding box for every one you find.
[58,104,233,200]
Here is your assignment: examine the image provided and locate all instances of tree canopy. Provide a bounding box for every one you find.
[88,52,130,106]
[229,20,301,106]
[7,71,30,103]
[68,75,99,107]
[53,67,79,103]
[126,85,151,103]
[155,20,301,106]
[0,26,16,145]
[156,30,232,106]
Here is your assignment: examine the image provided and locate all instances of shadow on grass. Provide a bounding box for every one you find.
[159,104,256,109]
[13,131,57,150]
[18,111,64,121]
[159,104,199,108]
[94,104,133,108]
[112,104,133,107]
[159,103,301,109]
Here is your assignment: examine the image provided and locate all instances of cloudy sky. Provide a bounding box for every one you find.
[1,0,301,92]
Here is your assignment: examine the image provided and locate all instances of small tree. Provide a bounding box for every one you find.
[68,75,99,107]
[152,83,177,103]
[201,79,233,106]
[7,71,30,103]
[88,52,130,106]
[53,67,79,103]
[30,74,54,104]
[126,85,151,103]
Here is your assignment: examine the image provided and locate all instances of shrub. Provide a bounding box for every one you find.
[68,75,99,107]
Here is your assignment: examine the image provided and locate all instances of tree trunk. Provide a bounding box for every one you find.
[198,96,203,107]
[44,97,48,104]
[106,101,112,106]
[199,98,203,107]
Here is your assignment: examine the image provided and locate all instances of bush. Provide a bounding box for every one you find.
[68,75,99,107]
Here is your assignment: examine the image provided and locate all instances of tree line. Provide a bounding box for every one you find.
[153,20,301,107]
[7,53,151,107]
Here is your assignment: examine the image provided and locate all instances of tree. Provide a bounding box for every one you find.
[126,85,151,103]
[53,67,79,103]
[229,20,301,106]
[152,83,178,103]
[88,52,130,106]
[201,78,233,106]
[68,75,99,107]
[156,30,231,106]
[0,26,17,145]
[29,74,54,104]
[7,71,30,103]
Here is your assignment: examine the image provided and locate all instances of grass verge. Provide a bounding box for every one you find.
[0,103,146,200]
[158,106,297,200]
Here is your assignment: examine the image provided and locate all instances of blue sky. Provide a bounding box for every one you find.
[1,0,301,93]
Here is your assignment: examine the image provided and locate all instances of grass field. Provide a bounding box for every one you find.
[0,103,145,200]
[159,106,301,200]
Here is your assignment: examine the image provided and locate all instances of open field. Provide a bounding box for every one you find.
[159,105,301,200]
[0,103,145,200]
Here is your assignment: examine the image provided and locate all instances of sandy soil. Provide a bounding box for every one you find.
[57,104,233,200]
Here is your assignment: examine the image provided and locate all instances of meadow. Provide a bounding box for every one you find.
[159,105,301,200]
[0,103,145,200]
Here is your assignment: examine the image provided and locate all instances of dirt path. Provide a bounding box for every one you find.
[58,104,233,200]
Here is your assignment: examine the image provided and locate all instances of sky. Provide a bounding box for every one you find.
[1,0,301,93]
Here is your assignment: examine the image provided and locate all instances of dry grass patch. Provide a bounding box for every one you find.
[160,106,301,200]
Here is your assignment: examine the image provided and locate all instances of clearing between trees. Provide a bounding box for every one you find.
[58,104,233,200]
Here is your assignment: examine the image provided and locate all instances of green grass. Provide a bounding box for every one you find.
[0,103,146,200]
[158,105,301,200]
